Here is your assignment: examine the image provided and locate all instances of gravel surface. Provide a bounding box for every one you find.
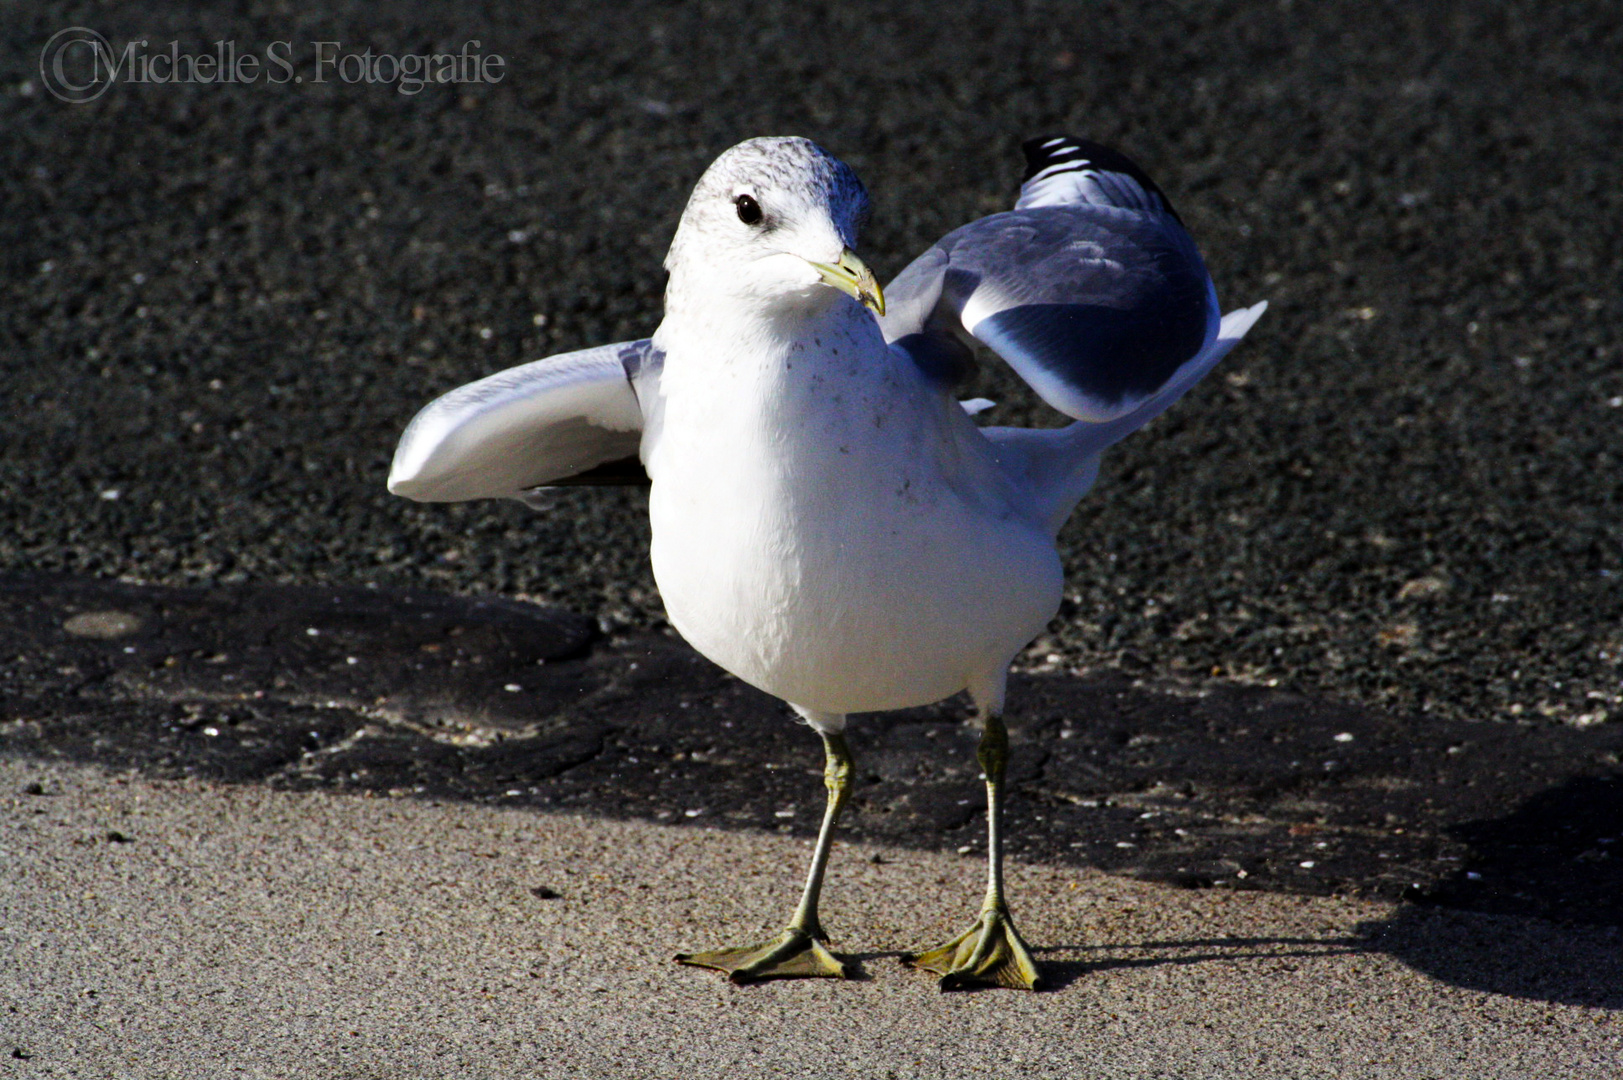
[3,7,1620,731]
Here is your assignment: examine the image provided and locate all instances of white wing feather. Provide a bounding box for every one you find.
[388,341,649,502]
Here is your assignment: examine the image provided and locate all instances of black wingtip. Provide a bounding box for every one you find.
[1018,134,1182,222]
[1020,134,1080,183]
[1020,135,1142,185]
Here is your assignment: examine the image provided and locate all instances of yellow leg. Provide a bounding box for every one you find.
[904,713,1044,990]
[676,731,855,983]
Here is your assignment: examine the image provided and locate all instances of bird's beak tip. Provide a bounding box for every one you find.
[809,248,885,317]
[867,283,887,318]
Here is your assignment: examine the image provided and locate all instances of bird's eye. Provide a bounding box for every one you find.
[734,194,763,226]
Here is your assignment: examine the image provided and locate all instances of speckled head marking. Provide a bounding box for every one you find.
[666,137,871,274]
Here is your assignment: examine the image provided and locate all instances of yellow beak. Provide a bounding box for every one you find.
[806,247,886,317]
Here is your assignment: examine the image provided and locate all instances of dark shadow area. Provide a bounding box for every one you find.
[6,574,1623,1005]
[1356,905,1623,1010]
[1419,776,1623,926]
[1352,776,1623,1009]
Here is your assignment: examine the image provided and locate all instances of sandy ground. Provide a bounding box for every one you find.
[4,756,1617,1079]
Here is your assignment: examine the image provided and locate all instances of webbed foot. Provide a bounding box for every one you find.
[903,906,1043,991]
[676,926,852,984]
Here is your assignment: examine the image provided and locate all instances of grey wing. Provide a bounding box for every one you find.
[388,339,662,502]
[879,136,1236,423]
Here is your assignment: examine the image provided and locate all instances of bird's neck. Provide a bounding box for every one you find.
[645,284,904,490]
[655,281,886,404]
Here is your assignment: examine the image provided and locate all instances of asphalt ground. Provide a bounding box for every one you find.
[4,756,1620,1078]
[3,0,1623,1071]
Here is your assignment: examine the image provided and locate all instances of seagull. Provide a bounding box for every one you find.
[388,134,1265,990]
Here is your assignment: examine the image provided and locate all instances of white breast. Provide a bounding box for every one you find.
[643,302,1062,716]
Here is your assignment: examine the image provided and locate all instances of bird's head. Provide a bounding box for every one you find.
[665,137,884,319]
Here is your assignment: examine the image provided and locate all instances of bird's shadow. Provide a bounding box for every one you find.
[764,914,1623,1004]
[845,950,906,982]
[834,936,1364,993]
[1029,934,1365,991]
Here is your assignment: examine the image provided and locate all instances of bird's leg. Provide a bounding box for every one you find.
[675,730,854,983]
[904,711,1044,990]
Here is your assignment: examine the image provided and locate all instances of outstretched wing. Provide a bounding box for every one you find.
[388,339,661,502]
[879,136,1225,423]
